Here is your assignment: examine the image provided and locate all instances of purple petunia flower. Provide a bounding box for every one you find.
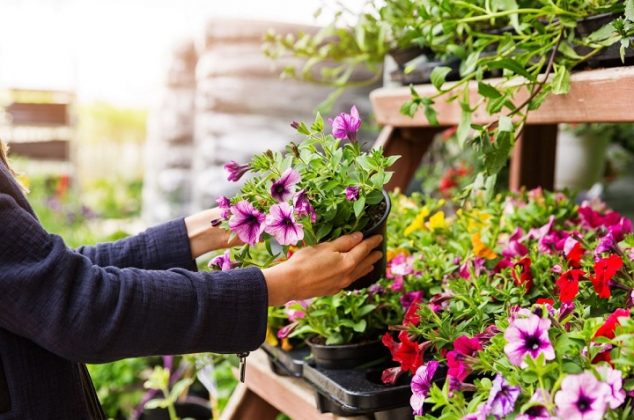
[555,372,611,420]
[265,203,304,246]
[410,361,439,416]
[462,403,487,420]
[485,374,521,418]
[271,168,301,202]
[596,365,625,409]
[516,390,552,420]
[594,232,616,258]
[293,189,317,222]
[400,291,424,310]
[216,195,231,220]
[502,228,529,258]
[228,201,266,245]
[504,313,555,367]
[330,105,362,141]
[224,161,250,182]
[208,249,234,271]
[345,186,360,201]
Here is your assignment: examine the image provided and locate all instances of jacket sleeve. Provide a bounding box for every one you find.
[75,218,198,271]
[0,192,268,363]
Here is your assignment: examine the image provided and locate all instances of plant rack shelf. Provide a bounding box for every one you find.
[370,65,634,191]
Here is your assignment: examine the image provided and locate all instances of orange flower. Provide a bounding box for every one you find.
[471,233,497,260]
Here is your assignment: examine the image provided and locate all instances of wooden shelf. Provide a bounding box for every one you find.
[371,65,634,127]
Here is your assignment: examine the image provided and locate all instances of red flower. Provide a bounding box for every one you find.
[555,269,585,303]
[536,298,554,305]
[565,242,584,268]
[453,335,482,355]
[403,300,421,326]
[382,331,423,374]
[512,257,533,291]
[591,255,624,299]
[594,308,630,340]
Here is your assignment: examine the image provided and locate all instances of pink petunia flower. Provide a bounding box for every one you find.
[410,361,439,416]
[270,168,301,202]
[345,186,360,201]
[330,105,362,141]
[228,201,266,245]
[504,313,555,367]
[502,228,529,258]
[216,195,231,220]
[208,249,234,271]
[484,374,520,418]
[293,190,316,222]
[555,372,611,420]
[596,365,625,409]
[264,203,304,246]
[516,389,552,420]
[224,161,250,182]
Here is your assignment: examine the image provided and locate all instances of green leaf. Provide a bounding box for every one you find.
[563,361,583,374]
[626,0,634,22]
[487,58,534,81]
[169,378,194,401]
[400,100,419,118]
[353,196,366,218]
[352,320,367,333]
[460,51,480,76]
[430,66,452,90]
[311,112,324,132]
[423,102,439,126]
[552,64,571,95]
[144,399,168,410]
[477,82,502,99]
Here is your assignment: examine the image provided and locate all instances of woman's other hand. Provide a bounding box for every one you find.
[262,232,383,306]
[184,208,242,258]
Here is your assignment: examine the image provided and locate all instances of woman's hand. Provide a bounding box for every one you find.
[184,208,242,258]
[262,232,383,306]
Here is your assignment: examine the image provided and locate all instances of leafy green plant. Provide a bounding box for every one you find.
[291,288,402,345]
[216,108,397,267]
[143,365,194,420]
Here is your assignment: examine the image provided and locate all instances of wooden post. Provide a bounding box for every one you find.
[373,126,443,192]
[509,124,558,191]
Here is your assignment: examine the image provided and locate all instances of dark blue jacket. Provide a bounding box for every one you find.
[0,162,268,419]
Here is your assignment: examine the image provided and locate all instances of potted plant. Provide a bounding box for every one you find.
[212,106,398,290]
[284,287,403,369]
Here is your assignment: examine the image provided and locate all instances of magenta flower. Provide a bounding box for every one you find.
[345,186,360,201]
[516,390,552,420]
[596,365,625,409]
[293,190,316,222]
[265,203,304,246]
[400,291,424,310]
[224,161,250,182]
[216,195,231,220]
[459,257,486,279]
[484,374,520,418]
[555,372,611,419]
[502,228,529,258]
[228,201,266,245]
[410,361,439,416]
[284,299,311,322]
[270,168,300,202]
[504,313,555,367]
[208,249,234,271]
[330,105,362,141]
[277,322,298,339]
[595,233,616,258]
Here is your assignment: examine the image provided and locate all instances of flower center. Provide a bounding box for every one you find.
[275,185,286,195]
[247,215,259,224]
[576,394,593,413]
[283,216,294,227]
[524,334,541,351]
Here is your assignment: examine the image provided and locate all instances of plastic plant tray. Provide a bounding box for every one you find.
[261,343,310,378]
[302,362,414,415]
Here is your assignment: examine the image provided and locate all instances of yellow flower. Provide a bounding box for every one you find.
[17,174,30,191]
[426,211,447,230]
[387,248,410,262]
[404,207,430,236]
[467,210,493,233]
[471,233,498,260]
[265,327,279,347]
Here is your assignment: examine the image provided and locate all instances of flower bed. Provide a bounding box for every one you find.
[266,187,633,418]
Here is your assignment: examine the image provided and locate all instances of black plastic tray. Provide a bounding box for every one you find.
[261,343,310,378]
[302,362,414,415]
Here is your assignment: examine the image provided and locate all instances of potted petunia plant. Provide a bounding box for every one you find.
[211,106,398,290]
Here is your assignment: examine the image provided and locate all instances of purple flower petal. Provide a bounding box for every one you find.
[228,201,266,245]
[555,372,611,419]
[264,202,304,246]
[345,186,360,201]
[224,161,250,182]
[331,105,362,141]
[485,374,520,418]
[271,168,301,202]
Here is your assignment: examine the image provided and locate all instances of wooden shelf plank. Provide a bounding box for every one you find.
[371,66,634,127]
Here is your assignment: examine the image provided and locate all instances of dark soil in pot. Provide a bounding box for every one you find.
[346,190,391,291]
[307,336,390,370]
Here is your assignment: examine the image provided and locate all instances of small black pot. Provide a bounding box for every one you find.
[388,46,429,68]
[306,337,390,370]
[346,190,391,291]
[140,397,211,420]
[390,56,461,86]
[575,12,634,67]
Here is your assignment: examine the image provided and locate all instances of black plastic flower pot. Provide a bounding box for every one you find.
[390,56,461,86]
[140,397,212,420]
[346,190,391,291]
[261,342,310,378]
[388,46,430,68]
[306,337,390,370]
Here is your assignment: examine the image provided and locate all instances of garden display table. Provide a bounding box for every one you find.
[370,65,634,191]
[221,350,370,420]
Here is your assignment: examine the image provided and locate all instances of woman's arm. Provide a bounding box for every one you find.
[75,208,237,270]
[0,192,381,363]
